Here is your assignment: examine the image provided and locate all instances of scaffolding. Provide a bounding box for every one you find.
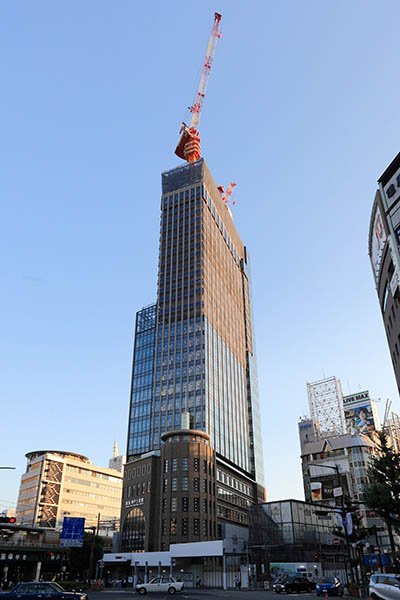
[307,376,345,434]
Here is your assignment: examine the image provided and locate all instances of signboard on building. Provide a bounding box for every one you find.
[370,206,387,282]
[310,474,349,501]
[60,517,85,548]
[343,391,378,434]
[125,497,144,509]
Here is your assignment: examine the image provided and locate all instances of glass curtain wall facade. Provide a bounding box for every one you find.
[127,159,264,489]
[127,304,156,457]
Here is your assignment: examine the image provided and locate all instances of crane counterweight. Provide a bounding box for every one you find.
[174,12,222,163]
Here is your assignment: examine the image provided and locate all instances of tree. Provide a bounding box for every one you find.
[68,532,105,580]
[363,430,400,571]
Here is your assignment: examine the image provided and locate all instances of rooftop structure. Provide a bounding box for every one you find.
[307,376,345,434]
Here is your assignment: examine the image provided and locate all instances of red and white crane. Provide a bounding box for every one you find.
[175,12,222,163]
[222,181,236,205]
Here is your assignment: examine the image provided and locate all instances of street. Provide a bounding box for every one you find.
[90,591,331,600]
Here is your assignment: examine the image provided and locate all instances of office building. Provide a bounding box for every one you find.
[121,158,266,553]
[368,153,400,393]
[298,418,394,552]
[15,450,122,535]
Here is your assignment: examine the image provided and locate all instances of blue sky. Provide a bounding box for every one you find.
[1,0,400,510]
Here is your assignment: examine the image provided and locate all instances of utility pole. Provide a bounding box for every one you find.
[309,462,353,587]
[88,526,96,583]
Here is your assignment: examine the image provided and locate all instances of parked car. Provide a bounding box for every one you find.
[370,573,400,600]
[135,576,184,595]
[316,577,343,596]
[0,582,87,600]
[273,575,314,593]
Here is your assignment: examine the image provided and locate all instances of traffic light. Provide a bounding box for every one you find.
[0,516,16,524]
[314,554,319,561]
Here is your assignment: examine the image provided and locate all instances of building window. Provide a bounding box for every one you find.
[182,518,188,536]
[170,518,177,535]
[171,497,177,512]
[203,520,208,536]
[172,458,178,472]
[164,459,169,473]
[162,519,167,536]
[163,478,168,493]
[171,477,178,491]
[162,498,166,512]
[203,460,207,473]
[182,497,189,512]
[121,507,145,552]
[203,479,207,492]
[193,518,199,536]
[182,458,189,471]
[203,498,208,513]
[193,478,200,492]
[193,497,200,512]
[194,458,200,472]
[182,476,189,491]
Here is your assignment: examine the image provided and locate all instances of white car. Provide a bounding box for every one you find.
[370,573,400,600]
[135,576,184,595]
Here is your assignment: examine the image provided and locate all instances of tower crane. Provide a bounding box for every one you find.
[175,12,222,163]
[222,181,236,205]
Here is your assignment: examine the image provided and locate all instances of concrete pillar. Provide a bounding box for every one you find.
[35,562,41,582]
[158,561,161,578]
[144,562,148,584]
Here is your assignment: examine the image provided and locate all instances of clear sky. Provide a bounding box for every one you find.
[1,0,400,511]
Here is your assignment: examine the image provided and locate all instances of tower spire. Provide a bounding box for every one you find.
[113,440,119,458]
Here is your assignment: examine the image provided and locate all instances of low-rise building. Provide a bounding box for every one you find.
[248,499,345,583]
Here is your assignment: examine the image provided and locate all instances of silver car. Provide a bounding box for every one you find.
[370,573,400,600]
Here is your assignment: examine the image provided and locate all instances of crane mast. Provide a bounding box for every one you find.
[175,12,222,163]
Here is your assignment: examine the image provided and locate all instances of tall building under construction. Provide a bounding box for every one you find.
[120,158,266,553]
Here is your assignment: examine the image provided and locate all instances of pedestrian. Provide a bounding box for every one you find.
[238,579,241,590]
[196,576,201,588]
[234,575,239,589]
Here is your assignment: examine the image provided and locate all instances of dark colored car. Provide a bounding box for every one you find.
[273,576,314,593]
[316,577,343,596]
[0,582,88,600]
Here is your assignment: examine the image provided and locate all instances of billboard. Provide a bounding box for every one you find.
[344,402,375,434]
[343,391,378,434]
[370,205,387,282]
[310,473,349,501]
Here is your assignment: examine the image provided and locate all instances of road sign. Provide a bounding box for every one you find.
[60,517,85,547]
[333,487,343,497]
[333,538,340,545]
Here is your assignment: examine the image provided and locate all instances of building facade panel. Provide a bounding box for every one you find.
[369,153,400,392]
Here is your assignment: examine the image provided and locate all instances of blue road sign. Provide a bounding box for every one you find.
[60,517,85,547]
